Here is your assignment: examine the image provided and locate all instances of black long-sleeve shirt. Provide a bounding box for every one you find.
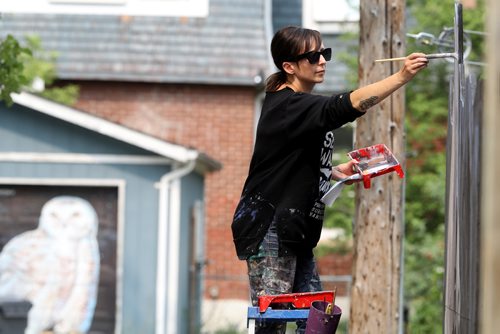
[231,87,364,258]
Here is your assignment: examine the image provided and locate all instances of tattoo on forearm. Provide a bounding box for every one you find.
[359,96,379,111]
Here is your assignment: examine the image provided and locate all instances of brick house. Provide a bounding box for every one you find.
[1,0,359,331]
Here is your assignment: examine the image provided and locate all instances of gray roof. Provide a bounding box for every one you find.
[0,0,271,86]
[0,0,352,92]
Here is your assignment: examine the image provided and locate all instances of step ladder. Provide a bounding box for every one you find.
[246,291,335,333]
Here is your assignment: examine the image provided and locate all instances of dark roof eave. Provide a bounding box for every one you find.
[56,73,267,87]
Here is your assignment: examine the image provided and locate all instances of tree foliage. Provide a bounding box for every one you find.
[0,34,79,107]
[0,35,32,106]
[20,35,80,106]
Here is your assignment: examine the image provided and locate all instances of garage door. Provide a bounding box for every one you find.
[0,184,118,334]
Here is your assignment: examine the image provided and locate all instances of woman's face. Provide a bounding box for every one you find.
[292,44,329,87]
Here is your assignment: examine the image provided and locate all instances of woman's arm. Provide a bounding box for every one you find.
[349,53,428,111]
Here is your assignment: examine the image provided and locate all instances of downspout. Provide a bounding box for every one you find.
[263,0,274,69]
[252,0,274,140]
[155,160,196,334]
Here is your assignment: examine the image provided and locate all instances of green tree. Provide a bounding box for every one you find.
[0,35,32,106]
[20,35,79,106]
[0,34,79,107]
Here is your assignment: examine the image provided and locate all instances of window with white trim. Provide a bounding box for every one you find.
[303,0,359,33]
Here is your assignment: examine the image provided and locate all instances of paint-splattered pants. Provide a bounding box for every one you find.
[246,255,322,334]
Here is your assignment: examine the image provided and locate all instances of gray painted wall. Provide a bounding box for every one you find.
[0,105,153,155]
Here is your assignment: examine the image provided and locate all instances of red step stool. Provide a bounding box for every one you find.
[247,291,335,333]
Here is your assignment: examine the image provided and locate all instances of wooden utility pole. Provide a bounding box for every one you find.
[480,0,500,332]
[350,1,406,333]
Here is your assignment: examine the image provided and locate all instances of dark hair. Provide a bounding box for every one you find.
[265,26,323,92]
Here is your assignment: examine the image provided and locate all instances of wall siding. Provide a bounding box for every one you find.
[0,105,155,155]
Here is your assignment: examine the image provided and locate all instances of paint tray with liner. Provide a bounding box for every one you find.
[321,144,404,206]
[348,143,404,189]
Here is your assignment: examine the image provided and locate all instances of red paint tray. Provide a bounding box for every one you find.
[347,143,404,189]
[321,144,404,206]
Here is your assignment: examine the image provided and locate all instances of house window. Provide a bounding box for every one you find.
[0,0,209,17]
[303,0,359,33]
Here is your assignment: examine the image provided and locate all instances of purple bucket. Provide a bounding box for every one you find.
[304,301,342,334]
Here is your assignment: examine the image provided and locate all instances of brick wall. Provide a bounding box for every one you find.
[317,253,353,296]
[73,81,255,300]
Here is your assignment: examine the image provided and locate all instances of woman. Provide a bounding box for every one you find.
[231,26,427,333]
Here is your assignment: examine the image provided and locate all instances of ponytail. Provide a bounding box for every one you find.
[265,71,287,92]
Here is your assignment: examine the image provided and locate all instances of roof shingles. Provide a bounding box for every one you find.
[0,0,270,86]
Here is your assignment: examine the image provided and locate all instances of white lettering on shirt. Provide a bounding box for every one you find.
[310,130,334,221]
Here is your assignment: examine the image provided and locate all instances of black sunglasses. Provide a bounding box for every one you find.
[288,48,332,64]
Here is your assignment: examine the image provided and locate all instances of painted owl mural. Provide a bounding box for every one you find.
[0,196,100,334]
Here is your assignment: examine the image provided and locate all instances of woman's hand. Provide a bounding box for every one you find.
[332,160,359,184]
[399,52,429,83]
